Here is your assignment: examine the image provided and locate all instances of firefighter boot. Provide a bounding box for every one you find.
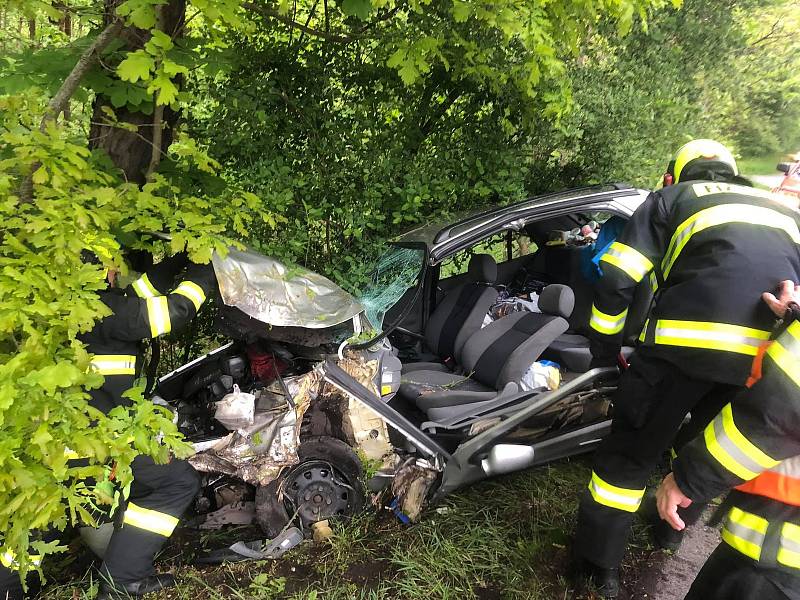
[568,548,620,598]
[96,573,176,599]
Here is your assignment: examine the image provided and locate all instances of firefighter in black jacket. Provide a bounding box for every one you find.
[570,139,800,597]
[656,296,800,600]
[88,252,215,599]
[0,250,216,600]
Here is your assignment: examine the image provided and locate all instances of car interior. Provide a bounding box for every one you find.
[386,210,654,451]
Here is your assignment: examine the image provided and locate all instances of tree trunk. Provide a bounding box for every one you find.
[88,0,185,184]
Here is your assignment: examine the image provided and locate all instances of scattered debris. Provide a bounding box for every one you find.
[310,520,333,544]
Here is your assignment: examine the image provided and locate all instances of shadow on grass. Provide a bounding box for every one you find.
[37,456,664,600]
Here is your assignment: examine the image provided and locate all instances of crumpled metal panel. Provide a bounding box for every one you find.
[212,247,364,328]
[189,369,322,487]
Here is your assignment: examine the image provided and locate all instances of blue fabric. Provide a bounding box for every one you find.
[581,216,627,282]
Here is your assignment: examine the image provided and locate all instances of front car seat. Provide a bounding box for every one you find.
[398,284,575,419]
[402,254,499,373]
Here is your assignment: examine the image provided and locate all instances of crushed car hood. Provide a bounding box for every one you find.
[212,248,365,329]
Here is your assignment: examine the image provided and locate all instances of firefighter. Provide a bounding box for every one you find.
[570,139,800,597]
[656,293,800,600]
[0,249,216,600]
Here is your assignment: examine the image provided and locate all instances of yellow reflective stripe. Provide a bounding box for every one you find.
[587,471,644,513]
[692,182,778,200]
[123,502,179,537]
[639,318,649,343]
[1,551,42,569]
[653,320,770,355]
[767,339,800,389]
[89,354,137,375]
[146,296,172,337]
[777,547,800,569]
[662,203,800,280]
[590,305,628,335]
[722,507,768,561]
[172,281,206,312]
[704,403,779,480]
[649,271,659,293]
[719,403,778,470]
[779,522,800,569]
[132,273,159,298]
[599,242,653,282]
[784,522,800,544]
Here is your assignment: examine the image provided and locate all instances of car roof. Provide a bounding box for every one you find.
[394,183,647,248]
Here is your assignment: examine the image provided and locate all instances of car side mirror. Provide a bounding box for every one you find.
[778,162,792,174]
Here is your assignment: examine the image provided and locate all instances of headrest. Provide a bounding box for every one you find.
[467,254,497,284]
[538,284,574,319]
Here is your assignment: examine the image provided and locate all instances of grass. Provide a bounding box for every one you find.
[738,152,796,178]
[37,457,661,600]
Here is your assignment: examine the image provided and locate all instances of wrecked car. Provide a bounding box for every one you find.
[775,159,800,201]
[153,183,653,551]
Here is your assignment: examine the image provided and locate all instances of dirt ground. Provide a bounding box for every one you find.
[622,512,721,600]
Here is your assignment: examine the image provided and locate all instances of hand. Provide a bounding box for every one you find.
[762,280,800,318]
[656,473,692,531]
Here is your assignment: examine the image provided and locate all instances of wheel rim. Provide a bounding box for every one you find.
[282,460,358,526]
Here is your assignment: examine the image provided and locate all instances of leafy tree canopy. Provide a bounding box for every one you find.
[0,0,679,578]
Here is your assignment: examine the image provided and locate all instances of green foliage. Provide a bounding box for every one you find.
[1,0,797,586]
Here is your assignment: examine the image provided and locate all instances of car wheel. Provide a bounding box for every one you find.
[254,436,365,537]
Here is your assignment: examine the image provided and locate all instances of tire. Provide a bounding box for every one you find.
[255,436,365,537]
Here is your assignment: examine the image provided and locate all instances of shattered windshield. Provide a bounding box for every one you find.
[358,245,426,331]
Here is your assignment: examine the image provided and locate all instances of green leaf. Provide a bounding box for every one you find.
[148,74,180,105]
[117,52,155,83]
[341,0,371,20]
[109,86,128,108]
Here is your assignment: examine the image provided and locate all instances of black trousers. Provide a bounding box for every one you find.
[686,543,797,600]
[574,352,739,568]
[100,455,200,585]
[1,457,198,597]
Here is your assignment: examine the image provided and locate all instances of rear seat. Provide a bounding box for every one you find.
[402,254,499,374]
[542,277,653,372]
[398,285,574,421]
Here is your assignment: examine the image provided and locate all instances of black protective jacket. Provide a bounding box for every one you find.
[590,180,800,385]
[79,255,216,414]
[672,317,800,593]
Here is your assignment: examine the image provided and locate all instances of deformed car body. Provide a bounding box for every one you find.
[775,159,800,201]
[154,183,653,538]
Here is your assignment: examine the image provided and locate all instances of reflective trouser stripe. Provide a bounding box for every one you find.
[779,522,800,568]
[588,471,645,513]
[590,305,628,335]
[123,502,179,537]
[653,320,770,355]
[172,281,206,312]
[766,322,800,388]
[146,296,172,337]
[722,506,768,561]
[704,403,779,480]
[132,274,159,298]
[90,354,137,375]
[662,202,800,280]
[599,242,653,283]
[0,551,42,570]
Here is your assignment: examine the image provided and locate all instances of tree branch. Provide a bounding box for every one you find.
[242,2,356,43]
[18,19,124,205]
[40,19,124,131]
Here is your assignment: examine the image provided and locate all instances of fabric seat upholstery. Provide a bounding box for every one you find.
[399,284,574,414]
[401,254,499,373]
